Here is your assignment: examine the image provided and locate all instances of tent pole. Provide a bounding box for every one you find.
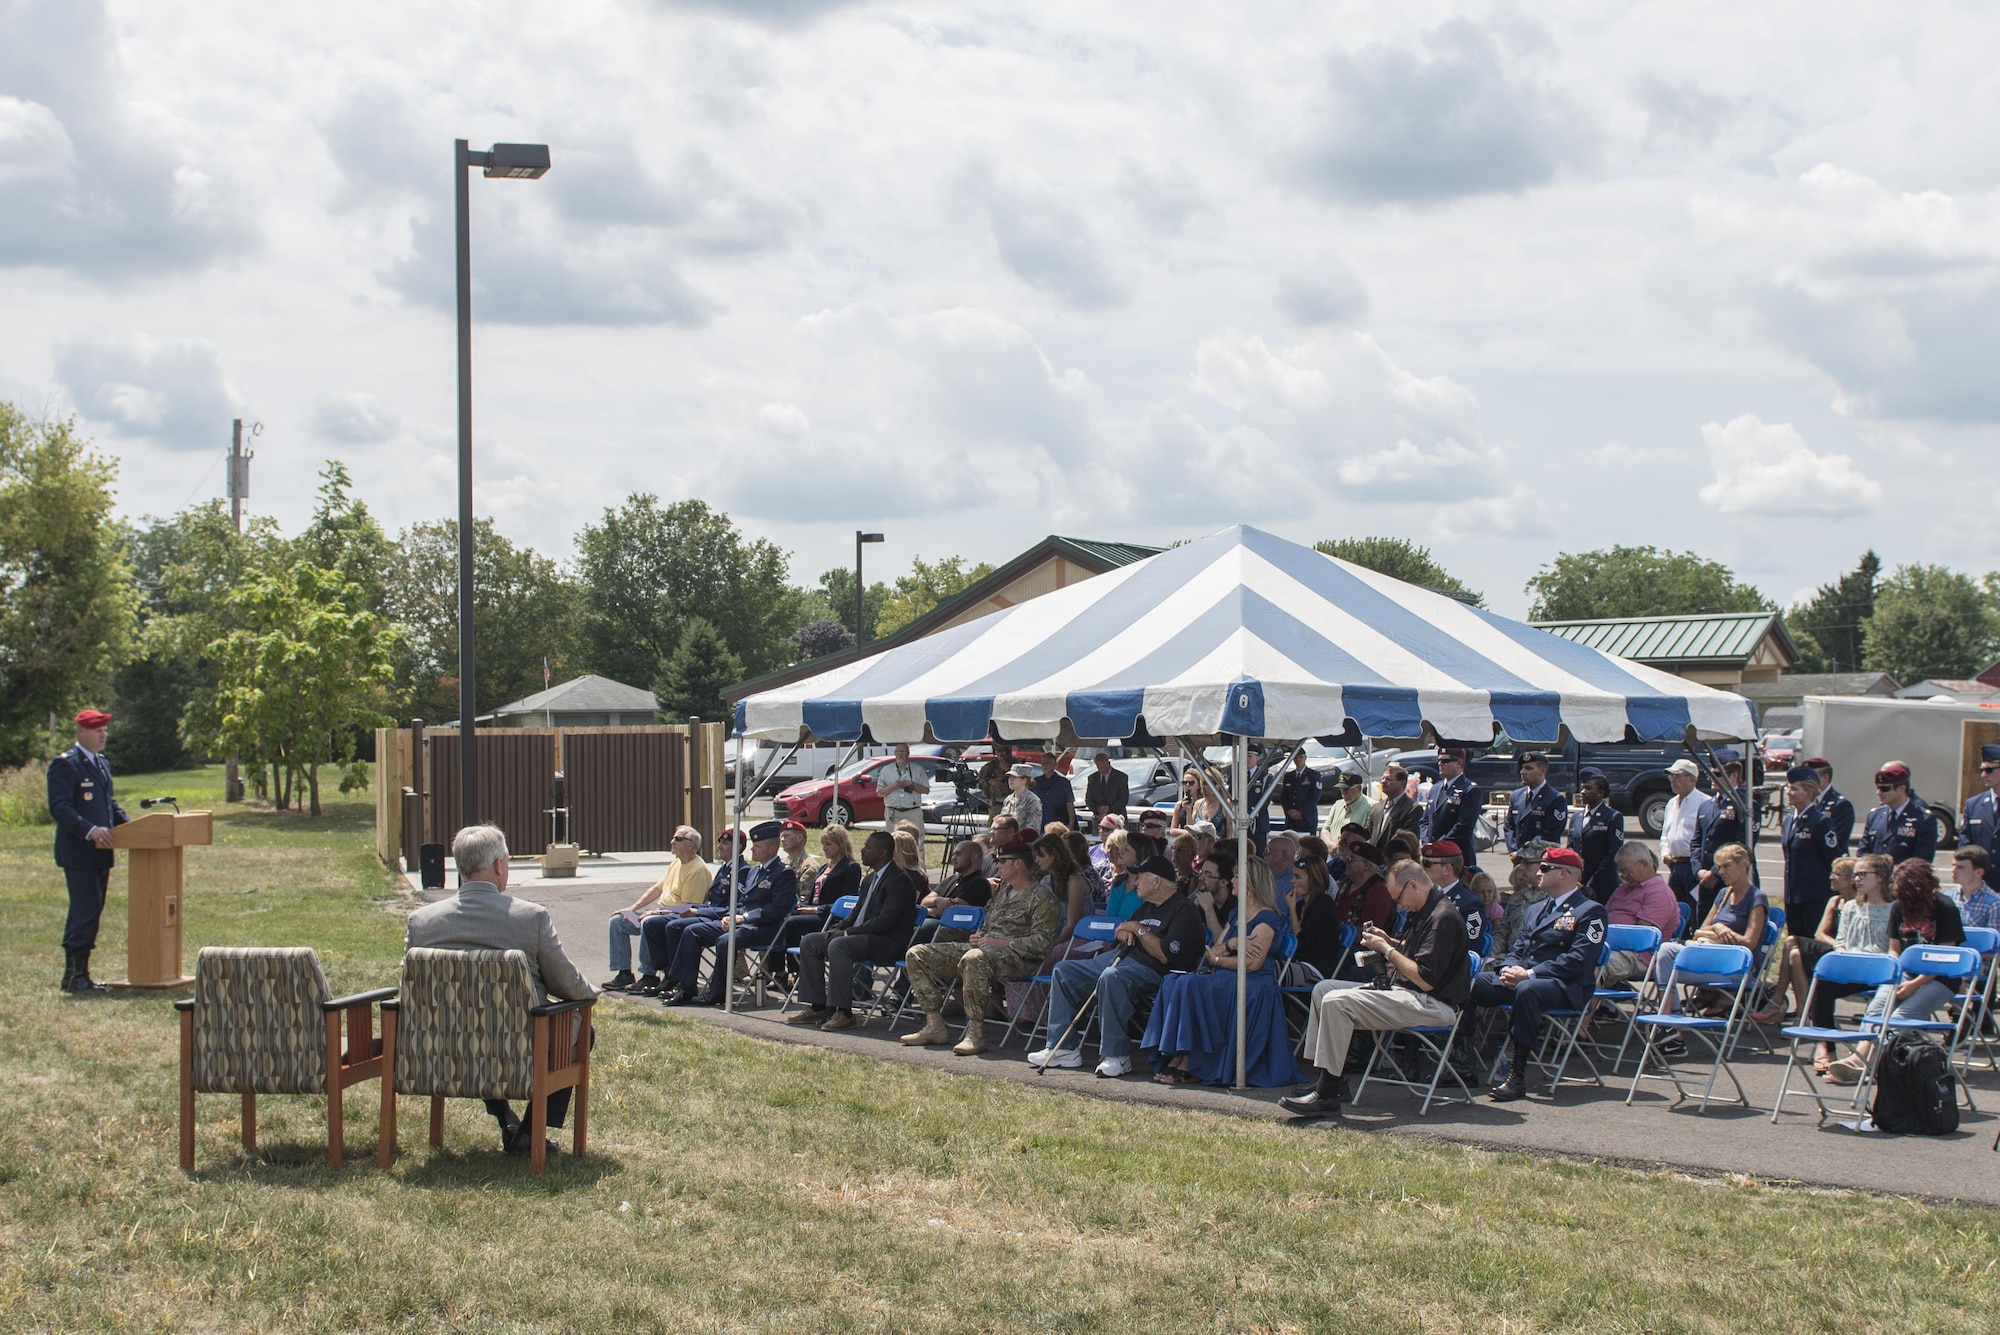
[1235,733,1250,1091]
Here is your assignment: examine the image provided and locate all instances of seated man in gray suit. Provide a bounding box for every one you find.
[407,824,598,1156]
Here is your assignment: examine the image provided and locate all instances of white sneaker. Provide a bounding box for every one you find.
[1095,1055,1132,1078]
[1028,1045,1082,1069]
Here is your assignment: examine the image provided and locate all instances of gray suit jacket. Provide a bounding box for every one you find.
[406,881,597,1005]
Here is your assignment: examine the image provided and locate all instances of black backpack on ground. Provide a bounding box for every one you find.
[1869,1032,1959,1135]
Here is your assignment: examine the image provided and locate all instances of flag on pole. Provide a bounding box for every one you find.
[542,656,551,688]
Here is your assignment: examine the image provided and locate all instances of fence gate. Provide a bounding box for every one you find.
[424,729,558,858]
[563,728,684,854]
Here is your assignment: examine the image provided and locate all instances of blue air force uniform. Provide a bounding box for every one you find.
[1858,795,1936,866]
[657,850,798,997]
[1568,801,1625,902]
[1424,770,1483,871]
[1821,785,1856,858]
[1468,887,1607,1047]
[1782,799,1840,938]
[1505,781,1569,856]
[1959,747,2000,890]
[48,742,128,955]
[1276,765,1322,835]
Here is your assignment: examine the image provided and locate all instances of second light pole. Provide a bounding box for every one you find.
[454,138,550,833]
[855,530,884,648]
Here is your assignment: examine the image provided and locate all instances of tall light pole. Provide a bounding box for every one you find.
[855,531,884,648]
[455,139,551,832]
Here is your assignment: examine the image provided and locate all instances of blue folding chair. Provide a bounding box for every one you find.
[779,895,856,1013]
[1769,950,1902,1124]
[858,906,926,1024]
[1285,923,1357,1053]
[1675,900,1693,941]
[1731,908,1787,1056]
[1953,926,1999,1075]
[1001,914,1123,1050]
[1861,943,1984,1111]
[1535,941,1615,1090]
[1624,942,1757,1113]
[887,904,985,1030]
[1580,923,1662,1069]
[1352,951,1483,1115]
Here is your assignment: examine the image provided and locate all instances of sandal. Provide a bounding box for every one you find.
[1153,1066,1200,1086]
[1822,1056,1865,1085]
[1747,1005,1789,1025]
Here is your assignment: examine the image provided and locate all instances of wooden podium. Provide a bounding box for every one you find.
[108,810,213,989]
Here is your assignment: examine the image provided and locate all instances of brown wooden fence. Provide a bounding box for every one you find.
[374,720,726,866]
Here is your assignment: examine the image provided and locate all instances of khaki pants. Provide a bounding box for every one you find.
[1300,979,1459,1076]
[906,941,1034,1015]
[1598,950,1650,988]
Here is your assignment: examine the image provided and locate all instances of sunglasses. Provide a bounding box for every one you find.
[1983,765,2000,774]
[1536,862,1564,872]
[995,853,1025,863]
[1874,783,1898,791]
[670,834,693,843]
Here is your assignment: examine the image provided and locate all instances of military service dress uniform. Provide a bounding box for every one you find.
[48,713,128,992]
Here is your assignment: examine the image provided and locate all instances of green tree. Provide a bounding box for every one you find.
[1862,564,1998,685]
[1315,536,1483,605]
[1525,546,1771,621]
[575,496,792,685]
[652,616,744,722]
[207,563,400,815]
[815,566,889,643]
[876,555,996,637]
[0,406,138,765]
[385,519,583,724]
[296,461,395,614]
[1787,550,1881,674]
[788,618,854,660]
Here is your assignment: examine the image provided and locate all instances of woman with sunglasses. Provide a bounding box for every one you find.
[1144,855,1297,1087]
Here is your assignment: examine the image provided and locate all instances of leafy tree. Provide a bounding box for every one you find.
[789,618,854,660]
[385,519,582,724]
[1862,564,1998,685]
[652,616,743,722]
[816,566,889,643]
[1525,546,1771,621]
[876,555,997,637]
[296,461,396,614]
[207,563,400,815]
[0,406,137,765]
[575,496,792,686]
[1316,536,1483,606]
[1787,550,1881,674]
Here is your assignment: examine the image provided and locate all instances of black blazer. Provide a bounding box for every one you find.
[847,863,920,948]
[808,857,862,909]
[1084,767,1130,814]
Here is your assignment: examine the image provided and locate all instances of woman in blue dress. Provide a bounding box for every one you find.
[1145,856,1298,1087]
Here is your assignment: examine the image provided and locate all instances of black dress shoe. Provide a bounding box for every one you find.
[633,974,663,996]
[503,1128,560,1158]
[1278,1091,1343,1119]
[687,989,725,1007]
[658,981,689,1006]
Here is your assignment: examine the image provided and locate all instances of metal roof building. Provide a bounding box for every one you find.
[1528,611,1800,688]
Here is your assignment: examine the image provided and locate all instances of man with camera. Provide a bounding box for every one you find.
[1280,859,1472,1119]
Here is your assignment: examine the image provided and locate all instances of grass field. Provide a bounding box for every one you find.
[1,766,1996,1332]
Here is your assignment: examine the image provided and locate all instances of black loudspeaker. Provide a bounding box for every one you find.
[419,843,447,890]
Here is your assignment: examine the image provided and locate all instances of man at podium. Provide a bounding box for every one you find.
[47,708,128,993]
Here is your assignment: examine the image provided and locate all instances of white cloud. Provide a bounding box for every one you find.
[52,334,236,450]
[312,392,400,444]
[1697,414,1882,516]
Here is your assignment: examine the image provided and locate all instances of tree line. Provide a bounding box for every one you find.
[6,403,1996,807]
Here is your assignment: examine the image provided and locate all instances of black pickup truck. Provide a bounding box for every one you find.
[1388,736,1757,838]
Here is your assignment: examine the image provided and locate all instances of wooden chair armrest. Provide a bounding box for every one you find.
[381,998,400,1013]
[530,997,597,1017]
[324,987,397,1013]
[174,997,196,1012]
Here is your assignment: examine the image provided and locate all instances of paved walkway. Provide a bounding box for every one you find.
[420,838,2000,1207]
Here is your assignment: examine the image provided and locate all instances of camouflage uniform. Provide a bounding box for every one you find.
[785,850,825,889]
[906,875,1060,1015]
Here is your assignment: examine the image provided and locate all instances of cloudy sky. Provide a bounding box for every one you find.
[3,0,1995,617]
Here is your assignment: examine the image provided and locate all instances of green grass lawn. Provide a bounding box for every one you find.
[1,767,1996,1332]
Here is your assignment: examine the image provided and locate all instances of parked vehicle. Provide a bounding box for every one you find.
[1760,730,1802,770]
[773,753,953,827]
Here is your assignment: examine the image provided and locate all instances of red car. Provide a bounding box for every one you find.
[772,754,948,827]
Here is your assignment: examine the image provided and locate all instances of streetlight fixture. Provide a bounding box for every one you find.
[454,138,550,833]
[855,531,885,648]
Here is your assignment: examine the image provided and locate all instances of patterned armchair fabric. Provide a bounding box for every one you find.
[189,947,333,1095]
[394,948,536,1101]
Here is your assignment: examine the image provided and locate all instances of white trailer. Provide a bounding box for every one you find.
[1800,694,2000,843]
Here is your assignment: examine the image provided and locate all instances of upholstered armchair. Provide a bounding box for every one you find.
[175,946,394,1170]
[378,947,594,1176]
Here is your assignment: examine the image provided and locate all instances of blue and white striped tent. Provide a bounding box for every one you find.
[737,526,1757,745]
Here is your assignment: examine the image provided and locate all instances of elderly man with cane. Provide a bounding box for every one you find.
[1028,855,1204,1077]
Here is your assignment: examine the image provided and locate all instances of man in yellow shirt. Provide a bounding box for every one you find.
[604,824,720,991]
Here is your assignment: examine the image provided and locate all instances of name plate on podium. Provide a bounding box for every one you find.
[109,811,214,988]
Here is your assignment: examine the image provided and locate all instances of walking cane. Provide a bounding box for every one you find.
[1034,943,1130,1075]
